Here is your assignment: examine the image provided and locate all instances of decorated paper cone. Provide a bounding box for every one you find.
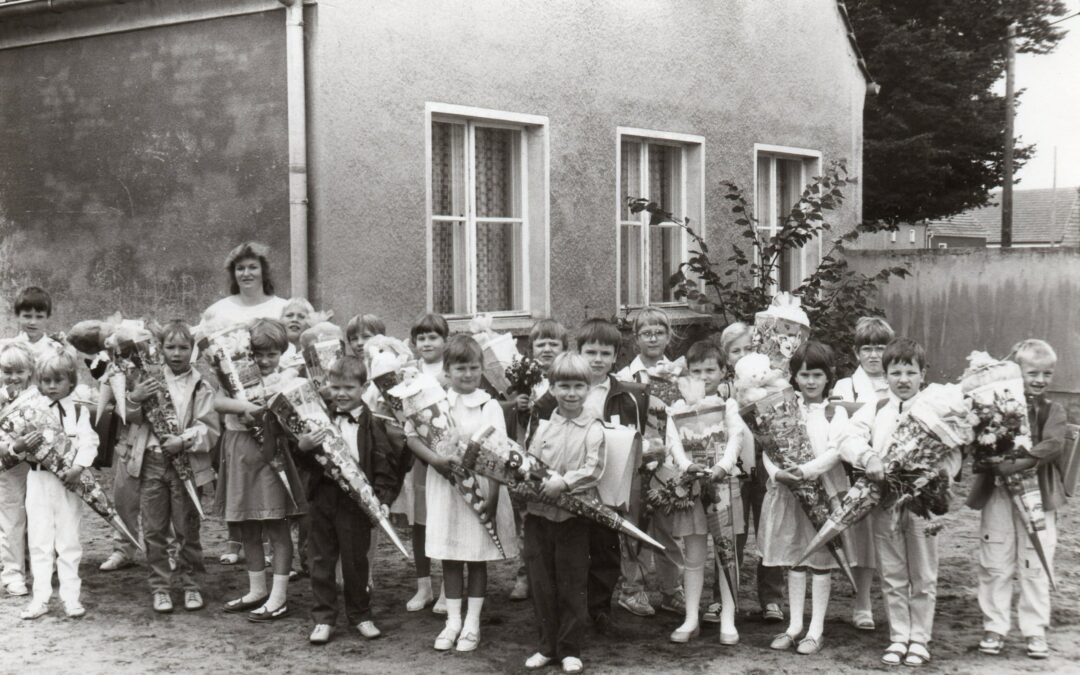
[449,466,506,558]
[1004,472,1057,590]
[182,478,206,520]
[796,519,843,567]
[110,514,144,553]
[110,372,127,422]
[95,379,112,425]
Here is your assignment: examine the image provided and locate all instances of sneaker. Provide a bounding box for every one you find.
[99,551,133,572]
[525,653,553,669]
[562,656,584,673]
[509,574,530,601]
[184,590,204,611]
[20,602,48,620]
[978,631,1004,656]
[617,592,655,617]
[357,620,382,639]
[65,603,87,619]
[1026,636,1049,660]
[702,602,722,624]
[153,592,173,613]
[659,590,686,615]
[309,624,332,645]
[763,603,784,622]
[5,580,29,597]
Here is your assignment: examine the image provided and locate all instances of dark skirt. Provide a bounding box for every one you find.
[215,428,307,522]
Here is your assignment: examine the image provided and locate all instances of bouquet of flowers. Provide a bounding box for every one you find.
[751,292,810,378]
[469,314,519,396]
[388,373,506,556]
[455,424,664,550]
[267,379,410,558]
[111,329,205,519]
[799,383,974,564]
[203,325,295,502]
[961,351,1054,587]
[0,387,141,551]
[504,355,545,397]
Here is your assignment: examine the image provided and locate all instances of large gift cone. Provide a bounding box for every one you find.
[449,466,506,558]
[378,516,411,559]
[181,477,206,520]
[797,519,843,567]
[109,514,144,553]
[1004,472,1057,591]
[613,515,665,551]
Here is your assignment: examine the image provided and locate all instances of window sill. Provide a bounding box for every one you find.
[447,313,536,336]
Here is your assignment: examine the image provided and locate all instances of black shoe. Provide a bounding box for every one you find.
[248,604,291,623]
[223,595,269,614]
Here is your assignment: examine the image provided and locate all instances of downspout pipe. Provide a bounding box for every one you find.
[280,0,309,299]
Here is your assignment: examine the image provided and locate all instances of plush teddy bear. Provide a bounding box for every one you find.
[733,352,789,406]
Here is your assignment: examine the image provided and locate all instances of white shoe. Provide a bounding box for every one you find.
[309,624,332,644]
[406,587,434,612]
[5,581,28,597]
[562,656,584,673]
[432,593,448,616]
[525,653,553,669]
[99,551,132,571]
[455,628,480,652]
[434,624,461,651]
[64,603,86,618]
[357,620,382,639]
[21,602,48,620]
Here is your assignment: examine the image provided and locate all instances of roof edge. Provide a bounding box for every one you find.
[836,1,875,85]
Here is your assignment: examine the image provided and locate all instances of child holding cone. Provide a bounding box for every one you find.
[763,342,872,655]
[406,334,517,653]
[124,321,220,613]
[215,319,308,622]
[970,340,1067,660]
[840,338,960,667]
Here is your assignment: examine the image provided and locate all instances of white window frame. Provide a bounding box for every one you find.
[909,228,916,244]
[890,230,898,243]
[752,144,823,291]
[938,242,949,249]
[615,127,705,309]
[424,103,550,319]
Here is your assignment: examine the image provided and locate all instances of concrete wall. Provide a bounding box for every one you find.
[305,0,868,335]
[0,3,290,331]
[851,223,927,250]
[931,235,985,249]
[847,248,1080,394]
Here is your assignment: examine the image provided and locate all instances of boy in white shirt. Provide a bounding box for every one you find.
[833,317,894,404]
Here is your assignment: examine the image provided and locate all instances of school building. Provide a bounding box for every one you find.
[0,0,874,337]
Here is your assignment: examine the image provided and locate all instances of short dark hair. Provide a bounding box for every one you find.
[882,337,926,372]
[225,241,275,296]
[410,312,449,342]
[249,318,289,352]
[327,355,366,384]
[575,318,621,353]
[529,318,569,351]
[685,340,723,367]
[155,320,194,348]
[346,314,386,342]
[14,286,52,317]
[789,341,837,392]
[443,334,484,368]
[853,316,894,349]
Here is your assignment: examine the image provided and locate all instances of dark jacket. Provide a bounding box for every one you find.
[528,375,649,446]
[966,395,1068,512]
[292,405,409,507]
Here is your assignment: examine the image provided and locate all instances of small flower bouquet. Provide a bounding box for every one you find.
[112,330,204,519]
[961,351,1054,587]
[0,387,142,551]
[456,424,664,550]
[389,373,506,556]
[799,383,974,563]
[751,292,810,378]
[267,378,410,558]
[505,355,545,397]
[470,314,519,396]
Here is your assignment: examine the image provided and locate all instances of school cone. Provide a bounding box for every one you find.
[275,470,296,507]
[181,478,206,520]
[616,517,665,551]
[1003,478,1057,591]
[376,516,411,559]
[828,543,858,589]
[110,515,144,553]
[796,520,843,568]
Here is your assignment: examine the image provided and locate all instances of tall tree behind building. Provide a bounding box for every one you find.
[847,0,1068,224]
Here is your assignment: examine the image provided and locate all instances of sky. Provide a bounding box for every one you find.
[1003,1,1080,189]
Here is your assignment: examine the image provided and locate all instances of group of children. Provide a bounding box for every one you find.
[0,277,1068,673]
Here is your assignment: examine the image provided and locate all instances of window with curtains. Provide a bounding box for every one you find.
[619,134,702,307]
[430,118,527,316]
[754,149,822,292]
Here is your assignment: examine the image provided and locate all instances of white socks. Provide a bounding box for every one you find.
[265,573,290,612]
[445,598,463,631]
[786,570,807,638]
[463,596,484,633]
[243,571,267,603]
[677,535,707,632]
[408,576,435,610]
[808,573,831,640]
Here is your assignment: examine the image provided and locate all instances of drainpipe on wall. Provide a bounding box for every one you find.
[280,0,309,298]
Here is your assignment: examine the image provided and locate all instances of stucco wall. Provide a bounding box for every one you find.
[847,248,1080,393]
[0,6,289,331]
[305,0,867,335]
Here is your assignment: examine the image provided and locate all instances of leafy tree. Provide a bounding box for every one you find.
[847,0,1068,223]
[628,161,908,375]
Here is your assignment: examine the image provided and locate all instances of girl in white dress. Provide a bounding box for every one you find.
[407,334,517,653]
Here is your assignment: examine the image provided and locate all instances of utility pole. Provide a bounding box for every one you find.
[1002,22,1017,248]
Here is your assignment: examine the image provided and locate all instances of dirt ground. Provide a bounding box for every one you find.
[3,469,1079,675]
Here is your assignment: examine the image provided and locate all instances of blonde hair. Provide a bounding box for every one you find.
[346,314,386,342]
[1009,339,1057,365]
[37,352,78,385]
[282,297,315,317]
[719,322,751,356]
[0,342,35,374]
[632,306,671,335]
[548,352,591,385]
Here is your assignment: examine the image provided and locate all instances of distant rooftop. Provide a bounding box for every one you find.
[927,187,1080,246]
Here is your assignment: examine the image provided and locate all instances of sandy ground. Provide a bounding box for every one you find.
[2,469,1079,675]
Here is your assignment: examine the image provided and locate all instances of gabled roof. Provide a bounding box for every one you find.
[927,211,985,239]
[980,187,1080,245]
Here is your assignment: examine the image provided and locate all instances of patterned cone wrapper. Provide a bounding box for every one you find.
[745,386,855,585]
[388,375,505,555]
[669,402,743,604]
[267,379,409,559]
[114,335,204,519]
[0,388,142,551]
[799,383,973,565]
[752,312,808,380]
[457,425,665,551]
[476,331,517,396]
[1003,471,1056,590]
[303,339,345,392]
